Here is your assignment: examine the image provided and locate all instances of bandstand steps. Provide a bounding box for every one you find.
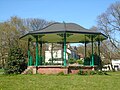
[21,66,35,74]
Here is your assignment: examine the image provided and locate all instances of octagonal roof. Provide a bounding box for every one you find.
[20,22,107,43]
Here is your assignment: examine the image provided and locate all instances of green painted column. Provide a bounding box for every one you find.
[91,36,94,66]
[39,42,42,65]
[63,33,67,66]
[27,49,30,66]
[98,40,100,66]
[28,38,31,66]
[85,42,87,58]
[84,36,87,59]
[98,40,100,58]
[62,43,64,65]
[35,36,39,66]
[30,55,33,66]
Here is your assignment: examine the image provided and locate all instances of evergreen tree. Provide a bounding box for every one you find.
[4,47,27,74]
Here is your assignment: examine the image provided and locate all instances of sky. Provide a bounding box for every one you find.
[0,0,118,29]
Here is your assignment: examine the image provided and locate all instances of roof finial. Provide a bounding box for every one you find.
[63,21,66,31]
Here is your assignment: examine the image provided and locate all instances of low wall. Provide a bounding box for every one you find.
[68,65,96,74]
[37,65,96,74]
[37,66,68,74]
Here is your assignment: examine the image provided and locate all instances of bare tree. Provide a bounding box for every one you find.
[25,18,49,31]
[0,21,20,68]
[0,16,52,67]
[97,1,120,50]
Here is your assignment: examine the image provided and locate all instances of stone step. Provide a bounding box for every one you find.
[21,66,35,74]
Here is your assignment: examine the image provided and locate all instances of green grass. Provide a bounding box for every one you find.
[0,72,120,90]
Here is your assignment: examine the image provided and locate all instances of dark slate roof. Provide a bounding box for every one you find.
[20,22,107,43]
[28,22,102,34]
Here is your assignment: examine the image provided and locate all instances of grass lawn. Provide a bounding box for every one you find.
[0,71,120,90]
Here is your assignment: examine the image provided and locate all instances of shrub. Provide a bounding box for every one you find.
[68,58,76,64]
[84,57,90,65]
[90,71,96,75]
[4,47,27,74]
[96,71,104,75]
[78,69,88,75]
[76,59,83,65]
[78,70,108,75]
[96,71,108,75]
